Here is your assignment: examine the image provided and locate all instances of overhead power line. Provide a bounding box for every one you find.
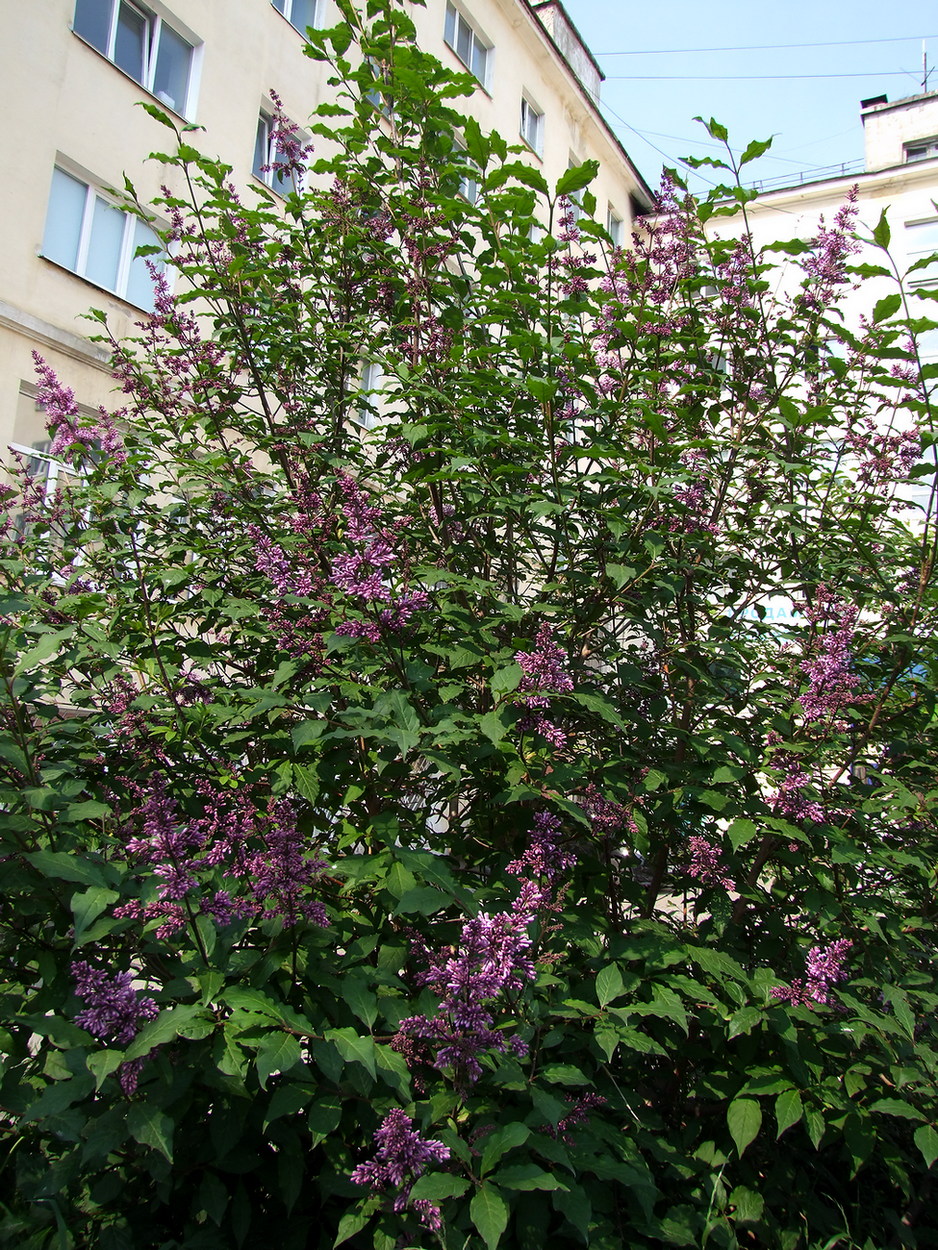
[605,71,915,81]
[596,34,936,55]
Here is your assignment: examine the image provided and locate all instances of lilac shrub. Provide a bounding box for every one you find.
[2,7,938,1250]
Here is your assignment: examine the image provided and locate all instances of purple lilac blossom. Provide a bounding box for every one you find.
[514,623,572,746]
[72,961,159,1093]
[800,590,865,730]
[687,836,734,891]
[399,811,576,1084]
[772,938,852,1007]
[350,1108,450,1231]
[32,352,126,463]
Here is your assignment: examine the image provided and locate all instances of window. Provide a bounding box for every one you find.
[520,96,543,157]
[42,166,164,310]
[253,112,306,196]
[354,361,385,429]
[607,206,623,247]
[272,0,318,34]
[906,218,938,287]
[72,0,196,117]
[905,137,938,163]
[444,3,490,85]
[566,158,583,222]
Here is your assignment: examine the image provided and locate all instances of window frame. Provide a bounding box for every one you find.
[271,0,320,35]
[252,110,308,197]
[443,2,491,87]
[905,137,938,163]
[520,95,544,157]
[41,164,165,311]
[606,205,623,247]
[71,0,199,119]
[905,216,938,288]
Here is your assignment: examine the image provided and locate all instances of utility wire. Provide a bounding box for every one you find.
[597,34,936,55]
[605,71,915,81]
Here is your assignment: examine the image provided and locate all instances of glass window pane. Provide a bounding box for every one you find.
[125,218,162,310]
[289,0,317,31]
[444,4,456,46]
[43,168,87,271]
[85,196,124,291]
[253,116,270,180]
[907,220,938,253]
[272,0,287,12]
[152,23,191,113]
[456,19,471,66]
[73,0,112,52]
[471,41,487,81]
[114,2,147,82]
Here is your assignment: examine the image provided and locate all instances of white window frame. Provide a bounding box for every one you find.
[271,0,319,35]
[905,137,938,163]
[354,360,385,430]
[252,110,308,196]
[520,95,544,157]
[905,217,938,288]
[444,2,491,87]
[41,165,165,310]
[607,205,623,246]
[71,0,200,119]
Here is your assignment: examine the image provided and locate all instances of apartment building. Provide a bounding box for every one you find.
[707,88,938,361]
[0,0,653,467]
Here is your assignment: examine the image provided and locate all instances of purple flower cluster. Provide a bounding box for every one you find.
[331,473,428,641]
[72,961,158,1093]
[772,938,852,1008]
[767,752,825,825]
[580,785,638,838]
[515,623,573,747]
[669,449,719,535]
[800,591,865,730]
[547,1092,608,1144]
[399,812,575,1084]
[800,187,861,310]
[262,89,313,186]
[687,836,734,891]
[350,1108,450,1231]
[33,353,126,464]
[114,779,328,937]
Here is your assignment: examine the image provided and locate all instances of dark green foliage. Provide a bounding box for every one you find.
[2,4,938,1247]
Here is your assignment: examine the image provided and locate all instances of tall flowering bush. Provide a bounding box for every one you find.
[2,6,938,1248]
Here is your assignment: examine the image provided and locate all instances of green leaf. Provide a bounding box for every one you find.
[538,1064,589,1086]
[256,1033,302,1089]
[775,1089,803,1138]
[873,293,902,324]
[25,850,115,888]
[471,1185,510,1250]
[556,160,599,197]
[127,1102,174,1161]
[739,137,773,165]
[914,1124,938,1169]
[71,886,118,946]
[123,1004,212,1061]
[408,1173,471,1201]
[694,115,729,142]
[869,1097,925,1121]
[15,627,74,674]
[596,963,625,1008]
[326,1027,377,1078]
[727,1097,761,1157]
[728,1006,762,1040]
[494,1163,565,1191]
[480,1122,530,1175]
[334,1208,372,1247]
[872,208,891,248]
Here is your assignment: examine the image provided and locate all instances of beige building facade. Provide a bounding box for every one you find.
[708,89,938,360]
[0,0,653,464]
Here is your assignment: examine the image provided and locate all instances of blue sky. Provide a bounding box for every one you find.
[565,0,938,195]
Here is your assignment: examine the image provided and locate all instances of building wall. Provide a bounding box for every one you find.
[0,0,652,452]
